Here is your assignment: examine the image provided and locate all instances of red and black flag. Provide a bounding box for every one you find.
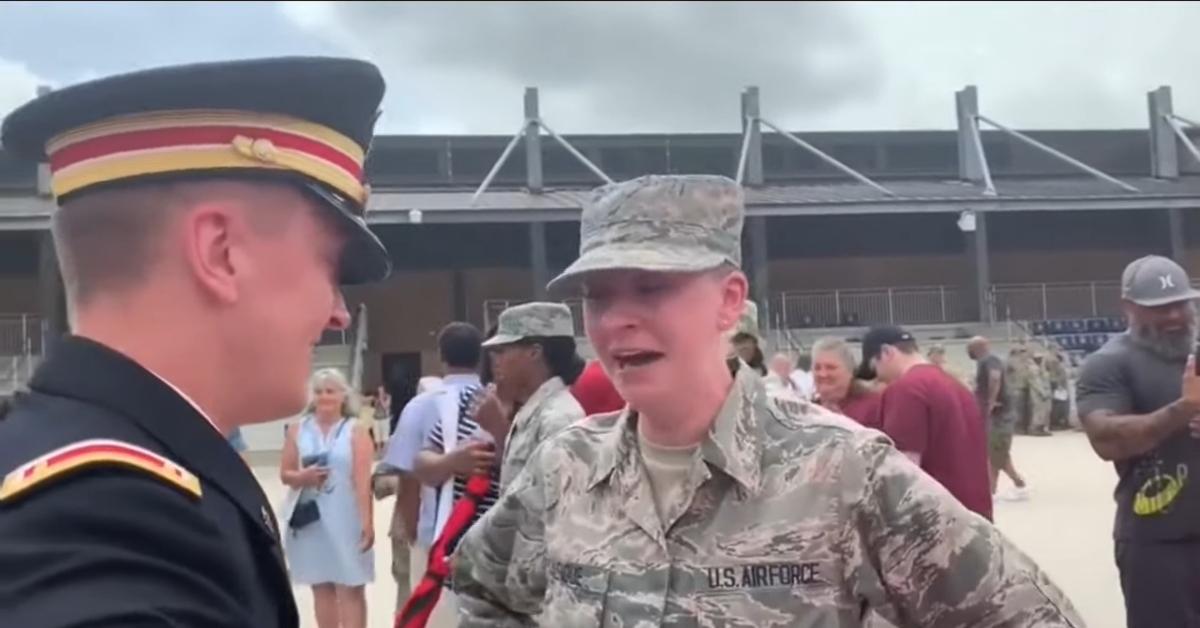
[394,472,492,628]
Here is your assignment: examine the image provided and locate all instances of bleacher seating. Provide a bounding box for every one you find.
[1028,316,1126,357]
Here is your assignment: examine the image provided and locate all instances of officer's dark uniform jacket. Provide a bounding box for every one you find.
[0,55,393,627]
[0,336,299,627]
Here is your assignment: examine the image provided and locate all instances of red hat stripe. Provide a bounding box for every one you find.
[50,125,363,181]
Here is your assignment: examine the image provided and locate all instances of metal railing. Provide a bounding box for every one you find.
[0,314,44,357]
[482,299,585,336]
[318,327,349,347]
[987,281,1169,321]
[774,286,969,328]
[0,314,46,395]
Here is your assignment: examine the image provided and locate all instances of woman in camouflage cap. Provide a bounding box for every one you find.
[475,301,587,491]
[451,175,1083,627]
[731,300,768,376]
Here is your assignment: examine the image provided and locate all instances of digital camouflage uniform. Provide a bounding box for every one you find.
[450,174,1083,627]
[482,302,586,491]
[1028,352,1052,435]
[1045,350,1071,430]
[1006,347,1032,434]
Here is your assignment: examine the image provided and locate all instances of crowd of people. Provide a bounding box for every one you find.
[260,250,1199,628]
[730,320,1066,509]
[3,54,1197,628]
[329,176,1086,627]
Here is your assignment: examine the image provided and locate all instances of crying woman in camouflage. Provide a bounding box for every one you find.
[450,174,1084,627]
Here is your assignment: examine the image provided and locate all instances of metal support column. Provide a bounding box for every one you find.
[956,85,995,195]
[747,216,770,318]
[37,231,65,357]
[524,87,543,193]
[968,211,992,323]
[1168,207,1186,265]
[1149,86,1179,179]
[741,87,764,186]
[530,222,549,300]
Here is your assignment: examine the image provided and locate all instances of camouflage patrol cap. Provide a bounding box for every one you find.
[481,302,575,347]
[735,301,760,339]
[546,174,744,295]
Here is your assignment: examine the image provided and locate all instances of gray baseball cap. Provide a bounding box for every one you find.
[1121,255,1200,307]
[481,302,575,347]
[546,174,744,295]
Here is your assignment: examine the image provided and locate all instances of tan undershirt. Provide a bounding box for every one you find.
[637,425,700,528]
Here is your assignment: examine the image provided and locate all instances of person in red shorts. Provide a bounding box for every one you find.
[571,359,625,415]
[857,326,994,521]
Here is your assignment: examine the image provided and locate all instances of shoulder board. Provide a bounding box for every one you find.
[0,439,201,503]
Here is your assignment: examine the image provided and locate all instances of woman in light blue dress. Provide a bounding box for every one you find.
[281,368,375,628]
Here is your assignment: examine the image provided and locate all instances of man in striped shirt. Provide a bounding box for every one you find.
[416,384,502,547]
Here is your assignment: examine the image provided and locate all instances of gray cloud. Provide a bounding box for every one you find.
[282,0,1200,134]
[5,2,1200,136]
[280,1,882,133]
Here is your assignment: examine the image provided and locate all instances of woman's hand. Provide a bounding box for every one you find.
[472,385,512,444]
[294,465,329,489]
[359,522,375,552]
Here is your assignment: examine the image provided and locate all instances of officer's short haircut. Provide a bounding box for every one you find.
[54,183,173,306]
[53,178,305,307]
[438,322,483,370]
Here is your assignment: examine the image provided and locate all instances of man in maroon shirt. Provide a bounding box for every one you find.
[857,326,994,521]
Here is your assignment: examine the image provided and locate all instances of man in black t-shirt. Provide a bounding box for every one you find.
[1077,255,1200,628]
[969,336,1027,499]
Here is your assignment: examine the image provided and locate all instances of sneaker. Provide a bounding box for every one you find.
[998,486,1030,502]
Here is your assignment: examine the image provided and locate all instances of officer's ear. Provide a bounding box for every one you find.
[181,200,243,305]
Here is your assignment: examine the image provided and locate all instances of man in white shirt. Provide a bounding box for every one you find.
[765,352,803,401]
[381,323,482,613]
[790,352,815,400]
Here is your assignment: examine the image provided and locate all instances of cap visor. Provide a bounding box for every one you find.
[1130,289,1200,308]
[481,334,523,348]
[304,181,391,285]
[547,243,730,297]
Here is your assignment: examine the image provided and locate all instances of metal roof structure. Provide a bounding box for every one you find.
[6,174,1200,230]
[3,85,1200,230]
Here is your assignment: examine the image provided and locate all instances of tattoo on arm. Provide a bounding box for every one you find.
[1083,401,1196,461]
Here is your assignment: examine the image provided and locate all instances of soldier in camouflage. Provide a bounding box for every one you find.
[1006,344,1032,434]
[720,302,768,377]
[478,302,587,491]
[731,301,767,376]
[451,174,1083,627]
[1028,349,1053,436]
[1045,346,1072,430]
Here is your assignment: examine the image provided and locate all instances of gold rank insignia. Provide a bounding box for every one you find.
[0,439,202,502]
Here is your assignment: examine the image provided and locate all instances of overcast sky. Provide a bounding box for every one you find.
[2,1,1199,135]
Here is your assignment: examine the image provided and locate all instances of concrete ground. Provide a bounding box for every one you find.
[253,430,1123,628]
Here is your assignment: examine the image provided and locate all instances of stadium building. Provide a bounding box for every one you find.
[3,85,1200,446]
